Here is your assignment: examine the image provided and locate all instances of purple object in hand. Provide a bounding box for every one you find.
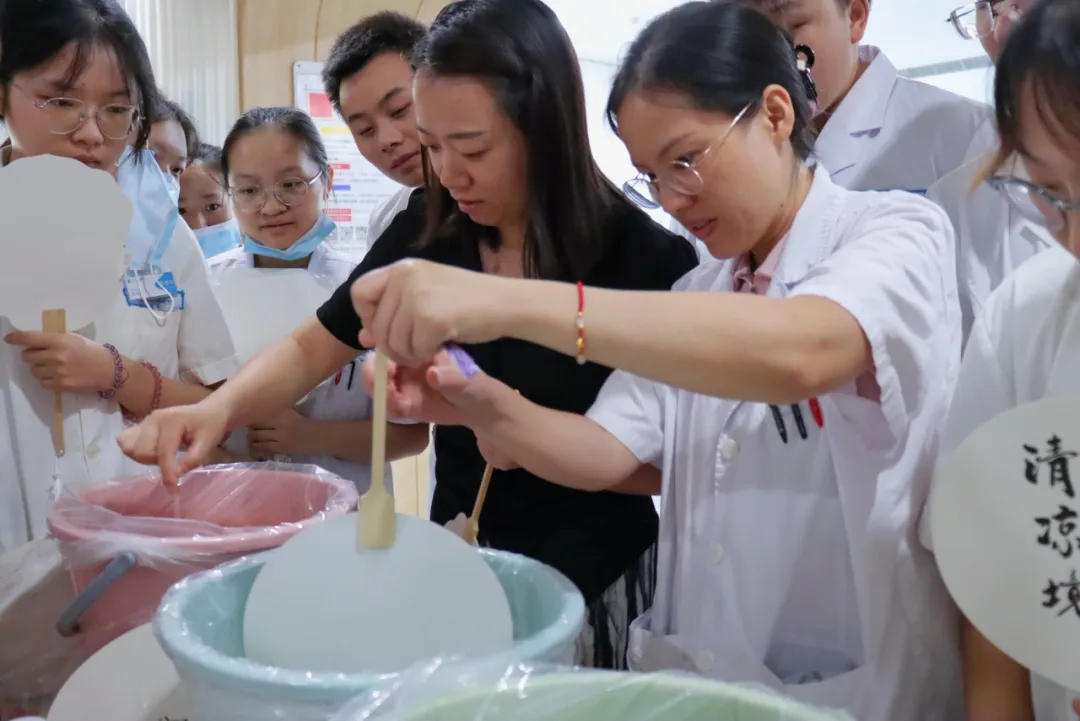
[446,344,480,378]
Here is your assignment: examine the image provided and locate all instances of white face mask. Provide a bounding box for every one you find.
[116,147,179,271]
[193,218,243,259]
[116,147,179,321]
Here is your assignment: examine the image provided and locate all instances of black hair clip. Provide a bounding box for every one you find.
[794,44,819,112]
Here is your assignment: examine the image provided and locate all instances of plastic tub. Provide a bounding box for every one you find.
[154,549,586,721]
[46,464,357,657]
[366,671,850,721]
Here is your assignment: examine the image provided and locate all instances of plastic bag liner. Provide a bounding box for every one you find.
[0,462,358,716]
[332,662,857,721]
[153,548,585,721]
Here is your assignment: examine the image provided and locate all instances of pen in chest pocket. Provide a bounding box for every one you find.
[334,360,358,390]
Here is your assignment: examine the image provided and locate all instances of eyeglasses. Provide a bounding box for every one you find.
[946,1,1022,40]
[230,175,323,213]
[13,84,139,141]
[623,104,753,210]
[987,175,1079,233]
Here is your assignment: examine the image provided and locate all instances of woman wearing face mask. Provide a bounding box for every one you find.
[337,3,961,718]
[206,107,429,491]
[119,0,698,670]
[924,1,1080,719]
[0,0,237,557]
[148,94,199,180]
[180,143,241,258]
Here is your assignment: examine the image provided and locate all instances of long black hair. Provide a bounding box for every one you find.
[607,1,815,161]
[993,0,1080,166]
[0,0,160,153]
[412,0,625,282]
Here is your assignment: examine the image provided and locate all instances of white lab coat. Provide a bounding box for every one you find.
[591,170,962,721]
[673,46,994,252]
[927,148,1054,344]
[920,245,1080,721]
[366,185,416,250]
[0,219,238,555]
[208,242,391,493]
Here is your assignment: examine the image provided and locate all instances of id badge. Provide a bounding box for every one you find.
[123,271,185,310]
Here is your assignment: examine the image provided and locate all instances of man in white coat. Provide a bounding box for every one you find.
[676,0,995,252]
[322,12,426,244]
[927,0,1050,344]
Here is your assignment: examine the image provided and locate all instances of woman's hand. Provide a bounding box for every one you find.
[248,408,313,456]
[361,349,507,427]
[350,259,514,366]
[5,331,115,393]
[476,433,519,471]
[117,403,229,485]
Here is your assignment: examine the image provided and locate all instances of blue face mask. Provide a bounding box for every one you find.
[243,214,336,261]
[193,218,243,259]
[116,147,179,270]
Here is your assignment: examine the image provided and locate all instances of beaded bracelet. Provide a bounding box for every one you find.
[98,343,127,400]
[121,362,163,425]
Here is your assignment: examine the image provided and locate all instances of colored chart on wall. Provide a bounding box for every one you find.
[293,61,404,258]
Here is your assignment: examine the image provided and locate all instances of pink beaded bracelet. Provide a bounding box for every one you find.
[98,343,127,400]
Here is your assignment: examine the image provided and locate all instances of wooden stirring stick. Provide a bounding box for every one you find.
[42,309,66,455]
[464,464,493,546]
[357,350,396,549]
[464,390,519,545]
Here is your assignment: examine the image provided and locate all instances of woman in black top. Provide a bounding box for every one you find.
[119,0,696,669]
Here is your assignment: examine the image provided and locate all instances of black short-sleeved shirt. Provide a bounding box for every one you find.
[318,190,698,602]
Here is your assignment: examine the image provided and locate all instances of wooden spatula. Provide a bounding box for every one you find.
[42,309,66,456]
[463,464,493,546]
[357,350,396,549]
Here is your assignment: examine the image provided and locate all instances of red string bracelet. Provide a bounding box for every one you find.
[575,281,586,365]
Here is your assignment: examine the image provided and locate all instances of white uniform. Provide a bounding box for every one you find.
[673,46,994,252]
[592,170,962,721]
[0,220,238,554]
[921,246,1079,721]
[927,149,1054,343]
[366,185,416,250]
[209,242,390,493]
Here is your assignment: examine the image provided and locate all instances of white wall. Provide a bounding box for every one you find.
[119,0,241,145]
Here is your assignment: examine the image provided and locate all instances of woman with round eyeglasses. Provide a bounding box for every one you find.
[931,0,1046,344]
[0,0,237,535]
[204,107,429,492]
[119,0,697,673]
[925,1,1080,719]
[0,0,236,714]
[332,3,961,717]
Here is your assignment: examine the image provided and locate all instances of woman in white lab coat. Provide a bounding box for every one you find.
[0,0,238,554]
[206,106,429,492]
[929,0,1051,344]
[672,0,995,255]
[346,4,961,719]
[923,1,1080,718]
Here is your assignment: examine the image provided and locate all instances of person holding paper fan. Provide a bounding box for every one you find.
[119,0,698,671]
[179,143,241,258]
[920,0,1080,718]
[206,106,430,491]
[0,0,237,552]
[346,3,961,719]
